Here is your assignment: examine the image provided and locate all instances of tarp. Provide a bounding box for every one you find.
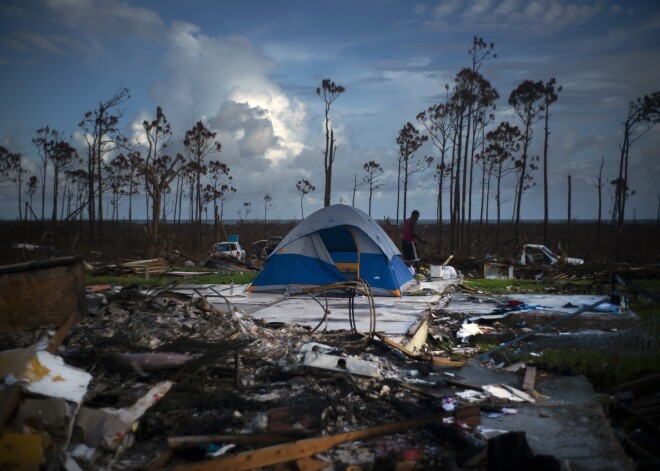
[247,205,415,296]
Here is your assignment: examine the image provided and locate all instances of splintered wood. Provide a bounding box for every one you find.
[170,415,446,471]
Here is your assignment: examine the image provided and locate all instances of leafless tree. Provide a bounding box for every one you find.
[26,175,38,220]
[566,175,572,251]
[263,193,273,224]
[396,122,430,226]
[351,173,362,207]
[509,80,546,247]
[218,181,237,225]
[208,160,232,240]
[483,122,521,250]
[611,91,660,258]
[104,154,132,235]
[32,126,60,224]
[79,87,130,243]
[541,78,562,245]
[317,78,345,207]
[296,179,316,218]
[0,146,27,221]
[132,107,182,245]
[132,151,183,245]
[417,98,454,250]
[362,161,384,217]
[49,140,77,226]
[183,121,222,242]
[595,156,605,247]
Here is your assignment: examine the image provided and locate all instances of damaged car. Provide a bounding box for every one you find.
[210,241,246,262]
[519,244,584,266]
[252,235,283,260]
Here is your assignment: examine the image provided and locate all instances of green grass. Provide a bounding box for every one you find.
[465,277,660,390]
[86,271,256,287]
[514,349,659,391]
[462,278,565,294]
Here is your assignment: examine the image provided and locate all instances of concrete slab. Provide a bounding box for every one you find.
[249,296,436,334]
[168,283,453,336]
[438,363,634,470]
[437,293,637,330]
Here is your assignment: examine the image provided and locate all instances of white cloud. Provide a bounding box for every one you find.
[432,0,463,19]
[151,21,308,166]
[45,0,166,38]
[425,0,604,33]
[18,32,66,54]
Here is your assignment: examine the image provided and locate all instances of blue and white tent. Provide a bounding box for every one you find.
[247,204,416,296]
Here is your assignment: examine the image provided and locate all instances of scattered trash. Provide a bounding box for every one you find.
[303,350,382,378]
[456,323,483,341]
[0,254,646,470]
[0,347,92,404]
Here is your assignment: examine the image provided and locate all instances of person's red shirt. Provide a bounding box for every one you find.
[403,217,416,241]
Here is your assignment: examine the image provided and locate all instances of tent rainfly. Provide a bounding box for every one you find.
[247,204,416,296]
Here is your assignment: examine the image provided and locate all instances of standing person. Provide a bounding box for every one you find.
[402,210,426,266]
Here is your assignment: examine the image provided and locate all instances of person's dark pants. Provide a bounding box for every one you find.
[402,240,418,263]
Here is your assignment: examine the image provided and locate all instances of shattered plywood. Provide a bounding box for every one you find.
[0,256,85,332]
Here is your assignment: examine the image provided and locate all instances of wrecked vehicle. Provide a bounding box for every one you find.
[252,235,283,260]
[519,244,584,266]
[210,241,246,262]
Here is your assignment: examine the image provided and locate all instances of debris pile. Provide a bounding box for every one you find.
[1,257,652,470]
[0,281,640,471]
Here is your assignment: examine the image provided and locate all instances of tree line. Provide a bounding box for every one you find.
[1,89,238,246]
[317,37,659,259]
[1,37,659,259]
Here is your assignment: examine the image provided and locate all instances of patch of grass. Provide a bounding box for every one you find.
[86,271,256,287]
[631,300,660,323]
[513,348,660,391]
[462,278,563,294]
[463,279,660,390]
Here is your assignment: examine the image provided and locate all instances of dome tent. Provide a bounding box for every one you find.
[247,204,416,296]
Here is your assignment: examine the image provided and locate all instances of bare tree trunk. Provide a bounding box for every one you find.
[395,159,401,243]
[567,175,572,252]
[595,156,604,248]
[453,113,464,253]
[402,159,409,224]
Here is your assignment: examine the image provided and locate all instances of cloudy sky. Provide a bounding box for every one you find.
[1,0,659,223]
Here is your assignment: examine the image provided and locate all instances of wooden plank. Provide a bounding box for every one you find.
[403,313,429,354]
[168,433,300,449]
[171,414,445,471]
[522,365,537,392]
[295,456,328,471]
[47,307,81,354]
[430,357,465,368]
[375,333,418,358]
[375,335,464,368]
